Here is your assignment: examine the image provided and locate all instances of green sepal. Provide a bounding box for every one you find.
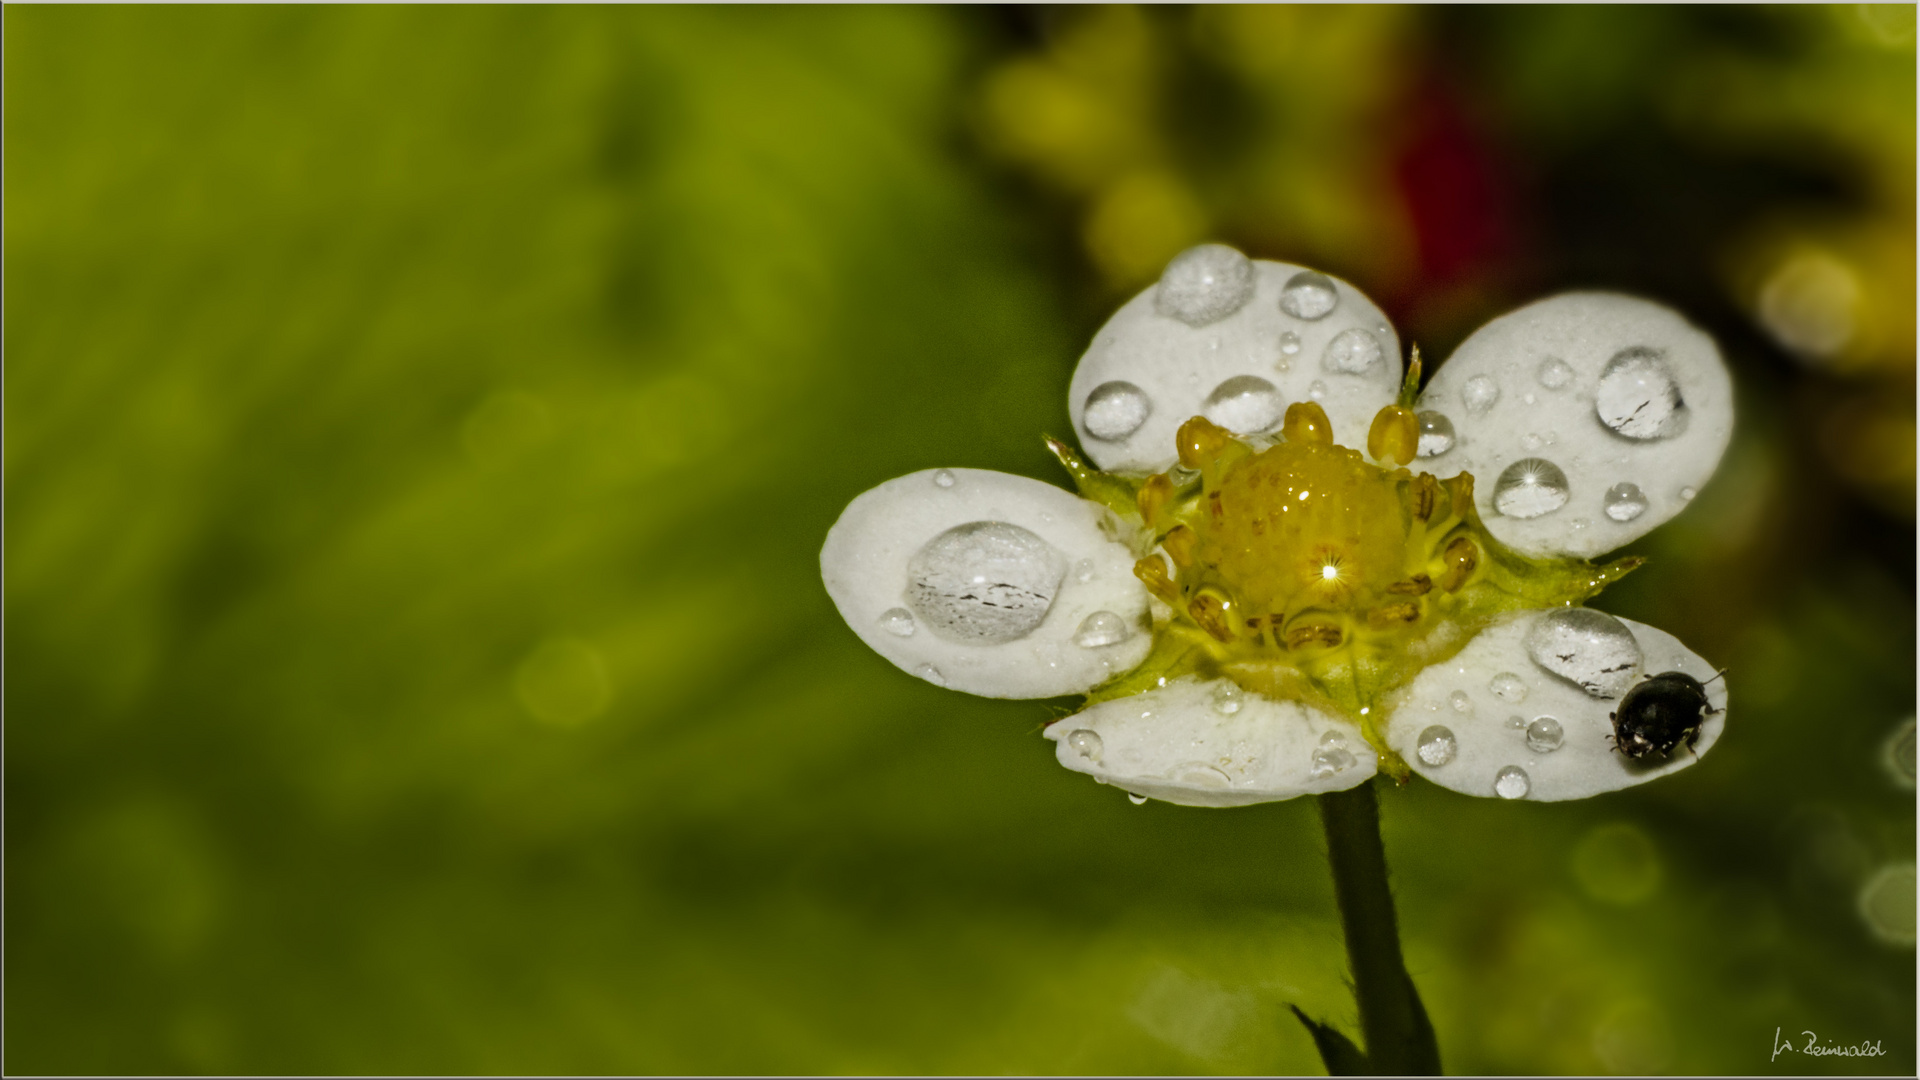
[1289,1005,1371,1076]
[1396,344,1423,410]
[1043,435,1145,522]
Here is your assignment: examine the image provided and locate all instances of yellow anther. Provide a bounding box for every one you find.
[1284,620,1345,651]
[1177,415,1234,470]
[1281,401,1334,446]
[1367,405,1418,466]
[1137,473,1175,525]
[1133,554,1180,605]
[1162,524,1198,568]
[1439,536,1480,592]
[1188,588,1237,642]
[1366,601,1421,628]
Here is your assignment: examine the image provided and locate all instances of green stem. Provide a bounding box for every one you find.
[1315,778,1442,1075]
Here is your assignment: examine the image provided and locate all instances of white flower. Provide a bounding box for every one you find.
[822,243,1731,807]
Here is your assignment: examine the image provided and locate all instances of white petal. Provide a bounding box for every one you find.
[1421,293,1733,558]
[1387,611,1727,802]
[1069,249,1402,472]
[1045,678,1376,807]
[821,469,1152,698]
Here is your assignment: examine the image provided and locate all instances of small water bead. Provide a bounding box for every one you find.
[1073,610,1130,648]
[1416,725,1458,767]
[1521,433,1544,451]
[1525,716,1565,753]
[1321,328,1383,375]
[1596,347,1688,440]
[1537,357,1575,389]
[1203,375,1284,433]
[1449,690,1474,715]
[907,521,1067,644]
[1319,729,1349,747]
[1523,393,1538,406]
[1278,270,1340,320]
[1489,672,1529,703]
[1462,375,1501,414]
[879,608,916,637]
[1083,381,1152,441]
[1493,458,1571,519]
[1310,745,1356,778]
[1308,380,1329,401]
[1156,244,1255,326]
[1210,683,1244,716]
[1506,715,1528,730]
[1679,486,1697,501]
[913,663,947,687]
[1176,763,1232,789]
[1415,411,1456,457]
[1066,729,1104,762]
[1074,557,1096,584]
[1525,608,1644,698]
[1278,330,1303,356]
[932,469,956,488]
[1494,765,1532,800]
[1128,793,1150,805]
[1604,482,1649,522]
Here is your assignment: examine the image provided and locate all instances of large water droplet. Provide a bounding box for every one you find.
[1489,672,1529,703]
[1156,244,1255,326]
[1128,792,1149,805]
[1321,328,1383,375]
[1526,716,1565,753]
[1417,725,1457,766]
[1067,728,1104,763]
[913,663,948,687]
[1278,330,1302,356]
[1416,411,1455,457]
[1210,683,1243,715]
[1203,375,1284,433]
[1073,610,1130,648]
[1083,381,1152,441]
[1604,482,1649,522]
[1537,357,1574,389]
[907,522,1067,644]
[1176,763,1232,789]
[879,608,916,637]
[1463,375,1501,414]
[1525,608,1644,698]
[1494,765,1531,800]
[1596,347,1689,440]
[1278,270,1340,320]
[1310,745,1356,779]
[1493,458,1571,518]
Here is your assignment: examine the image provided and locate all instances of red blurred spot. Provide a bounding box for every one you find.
[1393,77,1520,290]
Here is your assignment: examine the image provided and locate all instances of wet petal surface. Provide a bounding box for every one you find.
[821,469,1152,698]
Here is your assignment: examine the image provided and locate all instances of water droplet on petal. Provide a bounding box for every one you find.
[1074,557,1096,584]
[1489,672,1529,703]
[1128,792,1150,805]
[1526,716,1565,753]
[1604,482,1649,522]
[1537,357,1574,389]
[1417,725,1457,766]
[1521,433,1544,451]
[1310,745,1357,778]
[1449,690,1474,714]
[907,522,1067,644]
[1416,411,1455,457]
[879,608,916,637]
[913,663,947,687]
[1083,381,1152,441]
[1176,762,1232,789]
[1308,380,1328,401]
[1203,375,1284,433]
[1596,347,1689,440]
[1506,715,1527,730]
[931,469,956,489]
[1494,765,1531,800]
[1278,330,1303,356]
[1493,458,1571,518]
[1279,270,1340,320]
[1156,244,1255,326]
[1067,728,1104,763]
[1321,328,1383,375]
[1073,610,1130,648]
[1319,729,1349,748]
[1463,375,1501,414]
[1525,608,1644,698]
[1679,486,1697,501]
[1210,683,1244,715]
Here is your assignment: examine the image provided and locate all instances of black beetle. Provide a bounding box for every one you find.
[1609,670,1723,760]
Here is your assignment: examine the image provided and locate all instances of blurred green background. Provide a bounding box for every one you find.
[6,5,1913,1075]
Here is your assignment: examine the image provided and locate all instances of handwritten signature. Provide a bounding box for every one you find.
[1773,1027,1885,1061]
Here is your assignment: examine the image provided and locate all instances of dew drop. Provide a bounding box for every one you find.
[1463,375,1501,414]
[1604,482,1649,522]
[1203,375,1284,433]
[1679,486,1697,501]
[1416,725,1457,767]
[1525,608,1644,698]
[1176,762,1232,789]
[1415,411,1455,457]
[1319,729,1348,748]
[1596,347,1688,440]
[879,608,916,637]
[1309,745,1357,778]
[1321,328,1383,375]
[1074,557,1096,584]
[1489,672,1529,703]
[1493,458,1571,518]
[1537,357,1574,389]
[1507,715,1528,730]
[1210,683,1244,716]
[1279,270,1340,320]
[1066,728,1104,762]
[1494,765,1531,800]
[1525,716,1565,753]
[1156,244,1255,326]
[1449,690,1474,715]
[1073,610,1130,648]
[1308,379,1329,401]
[1521,433,1544,451]
[1128,793,1149,805]
[1083,381,1152,441]
[913,663,947,687]
[1278,330,1303,356]
[907,522,1067,644]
